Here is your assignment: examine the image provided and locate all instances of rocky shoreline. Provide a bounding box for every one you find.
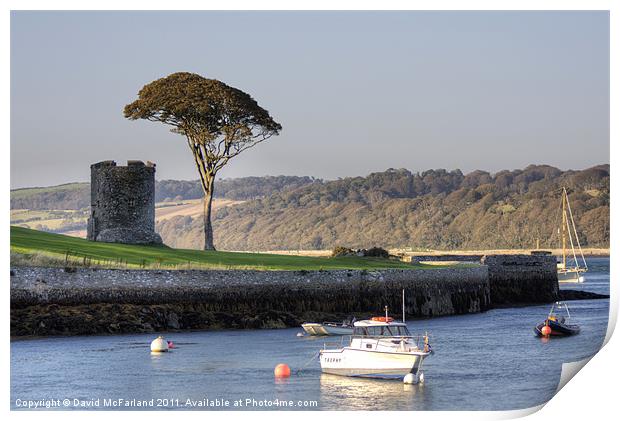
[11,293,608,338]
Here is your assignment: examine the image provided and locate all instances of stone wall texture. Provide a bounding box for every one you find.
[86,160,162,245]
[482,254,559,304]
[10,256,561,336]
[11,266,491,336]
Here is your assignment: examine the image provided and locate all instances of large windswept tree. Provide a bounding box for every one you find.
[124,72,281,250]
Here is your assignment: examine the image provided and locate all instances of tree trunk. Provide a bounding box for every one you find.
[203,176,216,250]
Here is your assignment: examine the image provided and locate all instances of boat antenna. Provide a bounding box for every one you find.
[402,289,406,323]
[385,305,389,321]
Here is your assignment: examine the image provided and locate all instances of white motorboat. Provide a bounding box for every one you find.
[301,321,354,336]
[319,315,431,382]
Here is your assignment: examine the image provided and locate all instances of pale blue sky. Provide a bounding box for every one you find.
[11,11,609,188]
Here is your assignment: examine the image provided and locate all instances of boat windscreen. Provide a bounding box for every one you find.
[356,325,411,337]
[353,327,369,336]
[396,326,411,336]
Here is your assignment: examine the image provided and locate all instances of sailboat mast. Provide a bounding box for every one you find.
[562,188,567,268]
[565,188,588,270]
[402,289,405,323]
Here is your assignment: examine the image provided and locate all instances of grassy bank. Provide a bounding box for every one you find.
[10,226,441,271]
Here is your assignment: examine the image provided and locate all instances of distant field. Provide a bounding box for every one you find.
[10,182,88,200]
[155,198,244,222]
[10,226,439,271]
[10,198,242,237]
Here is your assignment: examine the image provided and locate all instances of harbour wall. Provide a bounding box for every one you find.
[482,254,559,305]
[11,266,493,336]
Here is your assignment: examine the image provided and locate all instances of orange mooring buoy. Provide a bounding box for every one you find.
[541,325,552,336]
[274,363,291,378]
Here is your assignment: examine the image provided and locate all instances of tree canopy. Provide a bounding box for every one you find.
[124,72,281,249]
[124,72,281,174]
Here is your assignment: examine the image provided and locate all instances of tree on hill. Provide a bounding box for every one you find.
[124,72,281,250]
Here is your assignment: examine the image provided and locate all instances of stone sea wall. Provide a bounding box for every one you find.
[10,255,564,337]
[482,254,559,305]
[11,266,491,336]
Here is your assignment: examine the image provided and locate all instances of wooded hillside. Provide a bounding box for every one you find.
[157,165,609,250]
[11,165,609,251]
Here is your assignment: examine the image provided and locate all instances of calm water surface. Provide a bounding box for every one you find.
[11,257,610,411]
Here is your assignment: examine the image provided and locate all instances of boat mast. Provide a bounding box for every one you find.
[402,289,405,323]
[562,188,567,269]
[565,189,588,271]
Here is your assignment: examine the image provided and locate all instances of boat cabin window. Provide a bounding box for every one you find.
[394,326,411,336]
[353,327,369,336]
[353,325,411,337]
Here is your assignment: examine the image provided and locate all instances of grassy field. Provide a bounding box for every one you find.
[10,226,437,271]
[10,182,88,200]
[10,198,242,237]
[155,198,244,222]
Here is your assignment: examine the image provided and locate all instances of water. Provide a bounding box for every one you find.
[11,258,610,411]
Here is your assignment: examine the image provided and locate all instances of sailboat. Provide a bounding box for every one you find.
[556,188,588,283]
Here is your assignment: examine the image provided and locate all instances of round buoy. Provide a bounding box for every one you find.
[541,325,552,336]
[167,340,175,349]
[274,363,291,378]
[150,336,169,352]
[403,373,416,384]
[296,332,304,337]
[404,372,424,384]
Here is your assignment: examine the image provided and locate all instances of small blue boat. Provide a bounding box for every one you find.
[534,302,580,337]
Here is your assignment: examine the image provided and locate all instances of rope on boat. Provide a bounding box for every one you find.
[295,351,320,375]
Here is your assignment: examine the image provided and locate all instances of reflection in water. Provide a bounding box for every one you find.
[319,374,426,410]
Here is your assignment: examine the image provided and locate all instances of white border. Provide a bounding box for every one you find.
[4,1,616,420]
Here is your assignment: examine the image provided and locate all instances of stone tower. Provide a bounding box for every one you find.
[87,160,163,245]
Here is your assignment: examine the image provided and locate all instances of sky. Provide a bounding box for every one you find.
[10,11,609,189]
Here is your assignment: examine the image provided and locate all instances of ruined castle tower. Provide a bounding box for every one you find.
[87,160,163,245]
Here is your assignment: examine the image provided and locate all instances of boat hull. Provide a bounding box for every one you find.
[301,323,323,335]
[301,323,353,336]
[558,270,585,283]
[534,320,580,337]
[320,347,428,379]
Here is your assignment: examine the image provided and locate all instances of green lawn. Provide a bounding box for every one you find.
[10,226,441,271]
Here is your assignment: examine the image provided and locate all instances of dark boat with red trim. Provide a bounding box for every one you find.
[534,302,580,337]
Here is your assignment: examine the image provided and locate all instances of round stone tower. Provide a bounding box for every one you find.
[87,160,163,245]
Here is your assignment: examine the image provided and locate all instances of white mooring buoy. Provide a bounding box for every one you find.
[403,372,424,385]
[150,336,169,352]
